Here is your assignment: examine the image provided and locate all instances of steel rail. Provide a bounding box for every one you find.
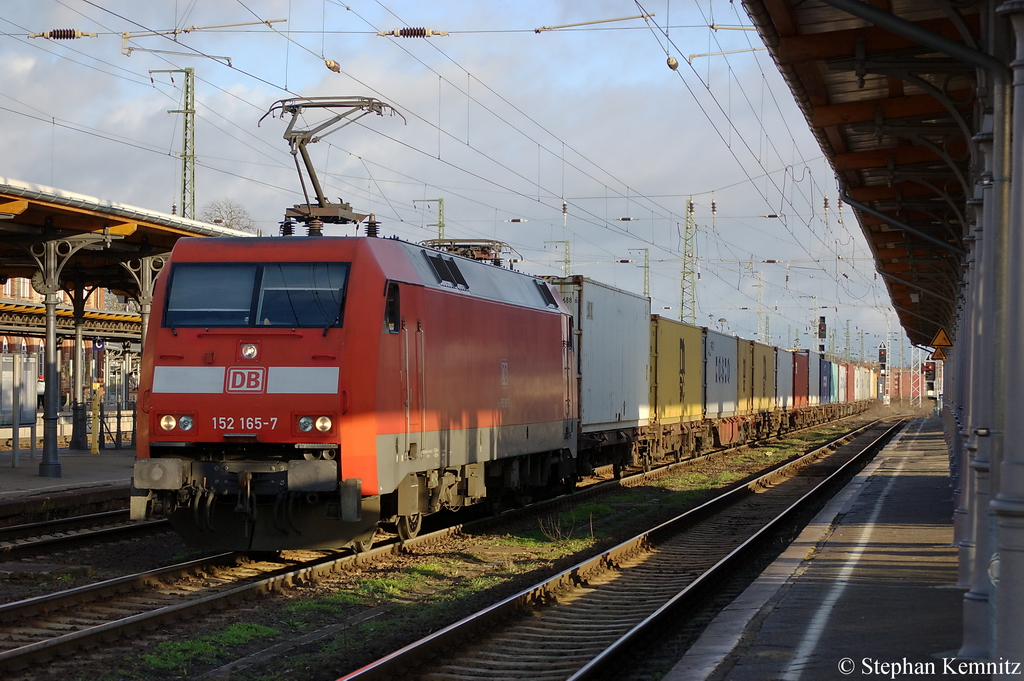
[570,418,907,680]
[0,536,425,670]
[338,418,904,680]
[459,411,887,544]
[0,412,886,673]
[0,510,169,560]
[460,407,882,535]
[0,510,130,541]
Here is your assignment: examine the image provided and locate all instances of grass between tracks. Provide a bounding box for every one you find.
[77,419,869,681]
[137,622,281,676]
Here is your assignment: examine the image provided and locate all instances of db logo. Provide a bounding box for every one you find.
[226,367,266,393]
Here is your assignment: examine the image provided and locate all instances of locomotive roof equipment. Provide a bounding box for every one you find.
[259,96,405,228]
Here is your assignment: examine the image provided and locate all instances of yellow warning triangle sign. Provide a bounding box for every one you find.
[931,347,948,361]
[930,328,952,347]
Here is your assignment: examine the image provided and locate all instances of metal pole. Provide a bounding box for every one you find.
[819,0,1014,661]
[993,4,1024,671]
[38,241,60,478]
[69,282,87,450]
[960,43,1005,670]
[955,209,978,580]
[12,353,20,469]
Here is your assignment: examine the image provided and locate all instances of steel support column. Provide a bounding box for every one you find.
[26,233,121,477]
[122,255,165,349]
[952,221,978,585]
[960,127,994,658]
[39,282,59,477]
[68,279,89,450]
[818,0,1013,660]
[993,3,1024,672]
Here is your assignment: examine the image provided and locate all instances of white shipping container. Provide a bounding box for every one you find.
[830,362,840,403]
[837,364,848,404]
[704,329,738,418]
[553,277,650,433]
[856,366,872,401]
[776,349,794,410]
[0,354,37,426]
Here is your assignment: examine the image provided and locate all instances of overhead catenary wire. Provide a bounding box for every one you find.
[1,1,891,342]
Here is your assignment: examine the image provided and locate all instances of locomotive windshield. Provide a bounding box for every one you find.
[163,262,350,328]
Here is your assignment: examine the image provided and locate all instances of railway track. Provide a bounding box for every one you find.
[469,411,881,530]
[0,549,338,672]
[339,418,906,681]
[0,510,168,561]
[0,411,868,565]
[0,416,891,675]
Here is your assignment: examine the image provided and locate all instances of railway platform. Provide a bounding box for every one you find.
[667,417,991,681]
[0,446,133,519]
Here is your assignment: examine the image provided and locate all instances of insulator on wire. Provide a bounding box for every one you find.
[377,27,449,38]
[29,29,98,39]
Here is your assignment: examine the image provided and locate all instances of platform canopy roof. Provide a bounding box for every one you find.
[743,0,983,347]
[0,177,251,297]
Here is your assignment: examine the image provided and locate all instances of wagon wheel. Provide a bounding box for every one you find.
[486,492,505,516]
[396,513,423,541]
[350,527,376,553]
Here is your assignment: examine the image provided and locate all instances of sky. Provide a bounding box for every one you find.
[0,0,917,363]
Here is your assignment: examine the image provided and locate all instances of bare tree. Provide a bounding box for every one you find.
[198,199,257,233]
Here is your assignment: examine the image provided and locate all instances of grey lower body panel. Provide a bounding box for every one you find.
[376,419,576,494]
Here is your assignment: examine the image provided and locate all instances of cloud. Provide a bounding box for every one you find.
[0,0,902,353]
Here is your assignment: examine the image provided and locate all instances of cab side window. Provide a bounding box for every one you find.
[385,282,400,333]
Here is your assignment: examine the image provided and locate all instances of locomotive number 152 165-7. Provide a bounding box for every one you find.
[211,417,279,431]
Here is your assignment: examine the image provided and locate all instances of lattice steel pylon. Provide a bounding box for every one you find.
[413,198,445,239]
[756,269,766,342]
[629,248,650,298]
[150,68,195,219]
[680,196,698,324]
[545,240,571,276]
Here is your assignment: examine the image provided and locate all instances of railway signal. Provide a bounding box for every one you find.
[922,362,936,381]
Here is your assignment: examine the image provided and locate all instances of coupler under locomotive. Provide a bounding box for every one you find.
[131,452,377,552]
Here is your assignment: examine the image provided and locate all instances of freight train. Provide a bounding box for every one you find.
[130,233,877,552]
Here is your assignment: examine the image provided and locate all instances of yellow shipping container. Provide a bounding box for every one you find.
[738,339,754,416]
[752,341,777,412]
[649,316,704,424]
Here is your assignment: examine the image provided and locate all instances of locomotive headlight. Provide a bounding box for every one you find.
[298,416,314,432]
[241,343,258,359]
[178,415,194,431]
[160,415,177,431]
[315,416,332,432]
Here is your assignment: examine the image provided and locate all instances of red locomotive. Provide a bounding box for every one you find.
[130,233,578,551]
[130,95,876,553]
